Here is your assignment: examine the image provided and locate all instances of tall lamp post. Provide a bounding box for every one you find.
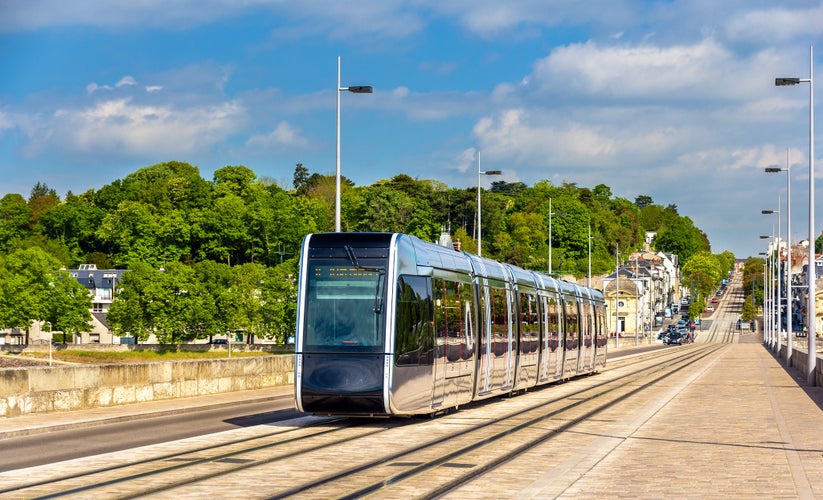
[775,45,815,385]
[766,150,793,365]
[587,224,593,288]
[476,151,501,257]
[761,234,775,349]
[548,199,567,274]
[763,202,782,355]
[336,56,372,232]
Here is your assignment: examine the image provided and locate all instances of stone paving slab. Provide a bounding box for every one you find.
[556,343,823,499]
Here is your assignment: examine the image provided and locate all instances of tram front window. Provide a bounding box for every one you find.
[304,262,386,351]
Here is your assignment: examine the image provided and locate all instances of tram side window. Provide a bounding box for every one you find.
[490,287,509,357]
[519,293,539,354]
[395,276,434,366]
[434,278,474,363]
[596,305,608,347]
[582,303,594,347]
[564,299,579,350]
[544,296,560,352]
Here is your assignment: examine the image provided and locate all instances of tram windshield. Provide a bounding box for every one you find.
[303,260,386,351]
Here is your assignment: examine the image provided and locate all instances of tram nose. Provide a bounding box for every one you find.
[300,353,385,415]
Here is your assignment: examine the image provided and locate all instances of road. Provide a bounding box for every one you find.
[0,396,299,472]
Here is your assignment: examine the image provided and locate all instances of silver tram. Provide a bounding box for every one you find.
[294,232,608,417]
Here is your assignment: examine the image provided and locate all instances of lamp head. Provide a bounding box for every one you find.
[347,86,373,93]
[775,77,801,86]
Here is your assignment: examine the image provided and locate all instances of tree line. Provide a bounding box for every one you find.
[0,160,729,344]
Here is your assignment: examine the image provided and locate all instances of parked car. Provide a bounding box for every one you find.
[211,338,228,345]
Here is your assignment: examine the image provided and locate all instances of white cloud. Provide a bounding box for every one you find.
[725,4,823,43]
[20,98,245,158]
[145,86,163,93]
[246,121,310,150]
[116,76,137,87]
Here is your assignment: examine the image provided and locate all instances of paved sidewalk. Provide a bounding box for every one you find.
[0,385,294,440]
[561,342,823,498]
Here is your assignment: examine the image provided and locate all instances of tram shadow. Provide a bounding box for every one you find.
[224,408,304,427]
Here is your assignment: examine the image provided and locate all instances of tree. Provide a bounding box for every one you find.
[653,217,709,264]
[260,258,299,344]
[293,163,310,195]
[225,263,267,343]
[106,262,166,342]
[682,251,723,312]
[0,247,66,342]
[0,193,31,253]
[46,271,93,343]
[634,195,653,208]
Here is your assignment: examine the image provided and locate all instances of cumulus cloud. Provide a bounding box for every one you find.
[116,76,137,87]
[20,98,245,159]
[246,121,310,150]
[726,4,823,43]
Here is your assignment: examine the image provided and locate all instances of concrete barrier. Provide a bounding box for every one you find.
[775,343,823,387]
[0,355,294,417]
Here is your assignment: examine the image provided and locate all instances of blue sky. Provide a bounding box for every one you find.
[1,1,822,259]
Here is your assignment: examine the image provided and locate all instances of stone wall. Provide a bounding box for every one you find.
[0,355,294,417]
[777,344,823,387]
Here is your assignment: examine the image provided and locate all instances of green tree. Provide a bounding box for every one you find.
[653,217,709,264]
[223,263,267,343]
[682,251,723,313]
[0,193,31,252]
[106,262,158,342]
[46,271,93,343]
[261,258,299,343]
[0,247,65,342]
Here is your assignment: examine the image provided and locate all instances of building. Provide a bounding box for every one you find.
[69,264,128,344]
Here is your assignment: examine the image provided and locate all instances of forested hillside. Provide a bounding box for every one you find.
[0,160,716,343]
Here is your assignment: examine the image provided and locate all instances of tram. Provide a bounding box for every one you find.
[294,232,608,417]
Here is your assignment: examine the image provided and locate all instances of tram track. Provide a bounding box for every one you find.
[0,345,723,499]
[278,344,725,499]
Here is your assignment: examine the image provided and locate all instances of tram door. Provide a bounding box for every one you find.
[539,293,562,382]
[517,292,539,389]
[561,295,580,378]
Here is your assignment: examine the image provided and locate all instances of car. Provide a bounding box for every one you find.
[211,338,228,345]
[658,331,668,342]
[711,297,719,303]
[666,332,683,345]
[705,306,715,312]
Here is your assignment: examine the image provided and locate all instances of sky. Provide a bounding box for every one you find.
[1,1,822,260]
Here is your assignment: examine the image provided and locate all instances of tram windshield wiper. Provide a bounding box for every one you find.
[344,244,361,268]
[373,269,385,314]
[344,244,384,314]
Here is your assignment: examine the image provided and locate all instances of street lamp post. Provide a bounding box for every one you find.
[476,151,501,257]
[763,202,782,354]
[548,199,566,274]
[766,150,793,365]
[336,56,372,232]
[761,234,776,349]
[775,45,815,385]
[587,224,592,288]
